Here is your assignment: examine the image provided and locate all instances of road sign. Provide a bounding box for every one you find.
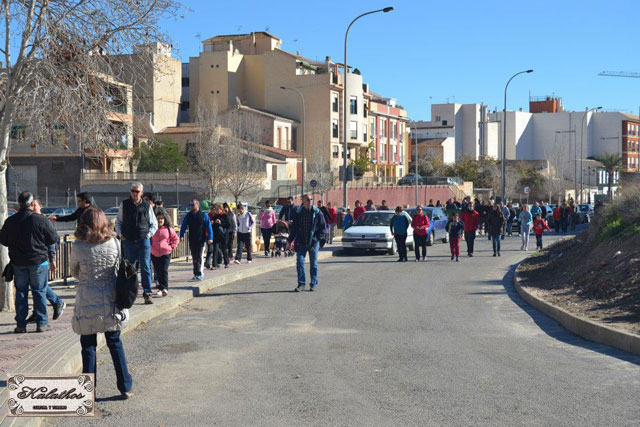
[524,186,530,194]
[310,179,317,188]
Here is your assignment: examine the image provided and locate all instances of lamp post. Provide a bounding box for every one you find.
[342,6,394,209]
[501,69,533,203]
[411,119,419,205]
[175,168,179,206]
[281,86,306,196]
[580,106,602,203]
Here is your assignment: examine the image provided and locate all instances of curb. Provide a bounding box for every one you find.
[1,250,336,427]
[513,263,640,357]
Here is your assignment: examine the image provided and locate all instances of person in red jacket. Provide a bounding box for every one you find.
[411,206,430,261]
[533,213,551,250]
[552,206,562,234]
[326,202,338,244]
[459,203,480,257]
[353,200,366,221]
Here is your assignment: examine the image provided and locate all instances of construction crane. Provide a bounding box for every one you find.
[598,71,640,78]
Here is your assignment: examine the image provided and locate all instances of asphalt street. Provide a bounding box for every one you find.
[50,230,640,426]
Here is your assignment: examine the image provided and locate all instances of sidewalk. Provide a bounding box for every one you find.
[0,245,337,426]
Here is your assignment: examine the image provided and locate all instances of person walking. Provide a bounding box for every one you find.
[411,206,430,262]
[379,200,390,210]
[390,206,410,262]
[278,197,296,222]
[70,207,133,399]
[427,199,434,207]
[150,210,178,297]
[487,204,505,257]
[209,204,230,269]
[180,199,213,281]
[460,203,480,257]
[49,191,92,224]
[353,200,366,220]
[518,204,533,251]
[343,208,354,230]
[560,200,571,234]
[223,203,236,262]
[530,201,542,218]
[289,195,326,292]
[445,212,465,261]
[364,200,376,211]
[506,203,516,236]
[500,202,510,239]
[533,213,551,250]
[258,201,276,256]
[0,192,61,333]
[115,182,158,304]
[234,204,254,264]
[478,200,490,236]
[326,202,338,244]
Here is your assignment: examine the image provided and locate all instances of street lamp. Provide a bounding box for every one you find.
[501,69,533,203]
[342,6,394,209]
[410,119,419,205]
[175,168,179,206]
[580,106,602,203]
[281,86,306,196]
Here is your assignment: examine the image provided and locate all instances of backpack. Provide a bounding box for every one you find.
[114,240,138,310]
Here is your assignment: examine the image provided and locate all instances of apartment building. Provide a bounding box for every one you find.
[7,75,134,199]
[368,97,409,178]
[186,32,404,178]
[113,42,182,133]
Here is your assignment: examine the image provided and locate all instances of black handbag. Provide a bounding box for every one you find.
[2,263,14,282]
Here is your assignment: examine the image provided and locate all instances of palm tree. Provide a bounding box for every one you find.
[596,153,623,200]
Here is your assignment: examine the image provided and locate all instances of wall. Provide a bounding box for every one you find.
[8,156,82,199]
[152,55,182,131]
[322,185,457,209]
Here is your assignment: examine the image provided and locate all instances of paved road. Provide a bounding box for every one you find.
[51,231,640,426]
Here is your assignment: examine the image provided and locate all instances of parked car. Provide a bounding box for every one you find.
[104,206,119,218]
[342,210,414,255]
[40,207,74,218]
[403,206,448,246]
[398,173,423,186]
[577,204,594,224]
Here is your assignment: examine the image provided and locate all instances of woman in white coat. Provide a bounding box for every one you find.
[71,207,132,399]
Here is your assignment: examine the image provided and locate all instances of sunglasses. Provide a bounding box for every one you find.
[130,190,140,193]
[189,203,196,207]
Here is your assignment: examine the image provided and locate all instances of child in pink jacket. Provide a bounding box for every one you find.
[151,210,179,297]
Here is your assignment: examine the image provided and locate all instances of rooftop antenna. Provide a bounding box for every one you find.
[195,33,201,53]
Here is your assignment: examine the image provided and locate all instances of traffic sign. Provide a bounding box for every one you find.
[310,179,317,188]
[524,186,530,194]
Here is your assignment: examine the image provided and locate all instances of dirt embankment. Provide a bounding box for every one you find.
[517,231,640,335]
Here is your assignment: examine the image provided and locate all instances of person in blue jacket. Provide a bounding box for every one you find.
[180,199,213,281]
[390,206,411,262]
[343,208,354,230]
[288,194,326,292]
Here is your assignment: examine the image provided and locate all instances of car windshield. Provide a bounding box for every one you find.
[353,212,395,227]
[40,208,57,215]
[578,205,590,211]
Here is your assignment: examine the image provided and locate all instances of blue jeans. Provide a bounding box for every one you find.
[14,263,50,328]
[46,285,62,306]
[81,331,132,394]
[122,239,152,295]
[506,220,514,235]
[295,240,320,287]
[492,234,501,253]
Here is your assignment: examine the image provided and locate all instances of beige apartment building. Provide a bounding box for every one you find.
[113,42,182,134]
[187,32,376,178]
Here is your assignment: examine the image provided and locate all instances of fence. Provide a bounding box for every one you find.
[50,230,192,285]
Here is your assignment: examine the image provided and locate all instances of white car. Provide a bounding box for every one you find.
[342,210,414,255]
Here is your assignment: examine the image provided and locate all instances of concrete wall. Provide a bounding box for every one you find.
[152,55,182,131]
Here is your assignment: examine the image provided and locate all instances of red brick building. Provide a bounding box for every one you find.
[368,97,409,179]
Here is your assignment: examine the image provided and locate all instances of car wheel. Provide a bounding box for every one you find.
[388,240,396,255]
[427,231,434,246]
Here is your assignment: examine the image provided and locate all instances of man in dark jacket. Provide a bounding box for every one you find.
[289,195,326,292]
[49,192,92,224]
[116,182,158,304]
[180,199,213,281]
[278,197,296,222]
[0,192,60,333]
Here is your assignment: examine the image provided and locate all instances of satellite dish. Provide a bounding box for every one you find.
[235,96,242,106]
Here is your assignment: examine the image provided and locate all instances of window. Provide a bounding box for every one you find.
[391,121,397,140]
[10,125,26,140]
[363,102,367,118]
[380,143,386,162]
[332,119,339,138]
[277,127,282,148]
[363,123,367,142]
[442,120,448,126]
[272,165,278,180]
[391,145,397,162]
[332,92,339,112]
[350,121,357,139]
[181,77,189,87]
[285,127,289,151]
[380,120,386,139]
[371,118,376,138]
[332,145,339,158]
[350,96,357,114]
[180,101,190,111]
[435,115,441,122]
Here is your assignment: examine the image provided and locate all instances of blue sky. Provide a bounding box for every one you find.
[161,0,640,120]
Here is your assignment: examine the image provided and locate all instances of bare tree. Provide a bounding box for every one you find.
[306,130,334,200]
[192,100,228,202]
[222,110,265,204]
[0,0,180,311]
[543,133,573,203]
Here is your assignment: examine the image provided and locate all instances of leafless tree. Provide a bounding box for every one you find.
[221,110,265,204]
[192,100,228,202]
[543,133,573,203]
[306,129,334,201]
[0,0,181,311]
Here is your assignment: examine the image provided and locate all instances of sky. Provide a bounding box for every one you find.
[160,0,640,121]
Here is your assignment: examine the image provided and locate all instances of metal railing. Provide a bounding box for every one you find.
[49,230,191,285]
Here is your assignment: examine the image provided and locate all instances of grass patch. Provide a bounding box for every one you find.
[529,251,544,258]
